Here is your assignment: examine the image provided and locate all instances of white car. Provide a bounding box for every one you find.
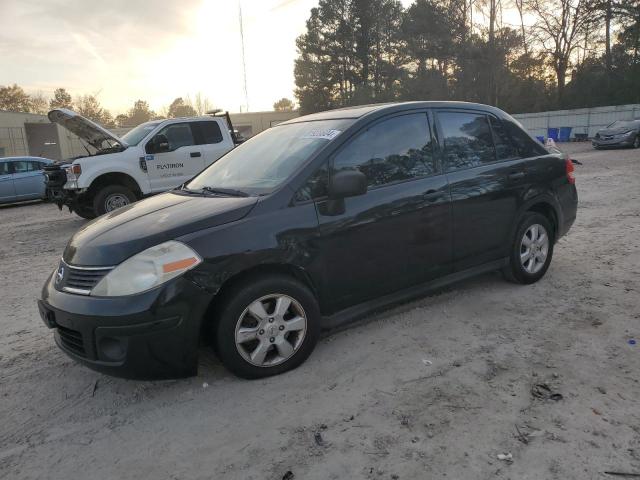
[45,109,236,218]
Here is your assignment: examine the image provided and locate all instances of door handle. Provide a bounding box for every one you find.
[507,171,525,180]
[190,152,201,158]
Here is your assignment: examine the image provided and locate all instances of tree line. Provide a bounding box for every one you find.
[0,86,221,128]
[294,0,640,115]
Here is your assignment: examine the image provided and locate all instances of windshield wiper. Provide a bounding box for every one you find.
[182,186,249,197]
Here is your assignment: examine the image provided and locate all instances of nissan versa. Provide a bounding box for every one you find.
[38,102,578,379]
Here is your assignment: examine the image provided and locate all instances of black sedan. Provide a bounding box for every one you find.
[38,101,578,380]
[592,119,640,149]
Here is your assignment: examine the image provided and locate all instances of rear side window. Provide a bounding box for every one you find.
[438,111,495,171]
[192,121,223,145]
[504,120,547,158]
[489,116,518,160]
[333,113,436,189]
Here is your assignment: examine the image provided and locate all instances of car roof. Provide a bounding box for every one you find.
[281,101,505,125]
[0,156,53,162]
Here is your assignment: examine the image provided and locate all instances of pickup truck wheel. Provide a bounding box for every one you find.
[213,274,320,379]
[93,185,137,216]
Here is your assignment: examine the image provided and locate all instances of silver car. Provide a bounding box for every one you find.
[0,156,54,205]
[592,119,640,149]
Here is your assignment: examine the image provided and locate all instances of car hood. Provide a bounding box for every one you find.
[63,192,258,265]
[48,108,127,151]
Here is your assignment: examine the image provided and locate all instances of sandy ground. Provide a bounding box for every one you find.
[1,143,639,480]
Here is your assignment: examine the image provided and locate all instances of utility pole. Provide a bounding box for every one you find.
[239,1,249,112]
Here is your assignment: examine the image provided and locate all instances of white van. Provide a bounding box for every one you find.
[45,109,236,218]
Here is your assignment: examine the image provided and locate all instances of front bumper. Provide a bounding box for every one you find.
[38,272,213,379]
[592,135,635,148]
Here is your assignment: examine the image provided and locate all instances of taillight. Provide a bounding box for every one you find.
[566,158,575,184]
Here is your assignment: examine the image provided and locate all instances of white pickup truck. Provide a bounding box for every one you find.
[44,109,236,219]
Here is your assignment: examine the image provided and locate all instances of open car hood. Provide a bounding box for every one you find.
[48,108,127,151]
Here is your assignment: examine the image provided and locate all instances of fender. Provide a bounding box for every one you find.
[75,155,151,195]
[510,188,563,244]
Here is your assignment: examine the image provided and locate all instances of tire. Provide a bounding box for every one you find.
[633,136,640,149]
[502,212,554,285]
[213,274,321,379]
[93,185,137,216]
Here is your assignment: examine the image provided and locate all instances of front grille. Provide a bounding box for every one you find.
[57,325,86,357]
[56,261,114,295]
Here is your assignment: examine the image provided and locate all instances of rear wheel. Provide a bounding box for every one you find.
[213,274,320,379]
[503,212,554,284]
[93,185,137,216]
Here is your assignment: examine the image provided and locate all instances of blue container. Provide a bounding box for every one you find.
[536,135,545,144]
[547,128,559,141]
[559,127,572,142]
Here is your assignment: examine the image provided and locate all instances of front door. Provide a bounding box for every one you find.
[435,109,524,271]
[11,159,45,200]
[0,161,16,203]
[314,112,452,312]
[145,122,205,192]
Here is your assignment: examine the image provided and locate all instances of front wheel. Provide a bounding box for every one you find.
[213,274,320,379]
[503,213,554,284]
[633,136,640,149]
[93,185,137,216]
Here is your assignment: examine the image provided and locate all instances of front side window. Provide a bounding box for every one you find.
[156,123,195,151]
[187,119,352,195]
[294,162,329,202]
[438,111,495,172]
[11,160,39,173]
[332,113,436,188]
[0,162,9,176]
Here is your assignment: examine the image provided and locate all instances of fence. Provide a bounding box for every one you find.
[513,104,640,140]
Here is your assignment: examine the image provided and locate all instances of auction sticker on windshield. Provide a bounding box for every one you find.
[301,129,341,140]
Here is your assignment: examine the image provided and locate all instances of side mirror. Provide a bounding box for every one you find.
[329,170,367,199]
[148,134,170,154]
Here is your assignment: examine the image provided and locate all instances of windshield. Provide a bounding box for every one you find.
[607,120,637,129]
[186,119,352,194]
[121,121,162,146]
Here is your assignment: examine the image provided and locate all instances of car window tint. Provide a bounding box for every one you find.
[333,113,436,188]
[504,120,547,158]
[193,121,223,145]
[489,116,519,160]
[11,160,38,173]
[0,162,9,176]
[157,123,195,150]
[438,111,495,171]
[295,162,329,202]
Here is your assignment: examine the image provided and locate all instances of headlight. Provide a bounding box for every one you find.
[91,241,202,297]
[64,163,82,181]
[616,130,634,137]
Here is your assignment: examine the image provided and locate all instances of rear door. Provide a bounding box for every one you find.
[145,122,205,192]
[311,112,452,312]
[0,161,16,203]
[435,109,524,271]
[192,120,230,167]
[11,159,46,199]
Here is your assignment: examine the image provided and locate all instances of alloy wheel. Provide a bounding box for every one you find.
[520,223,549,274]
[104,194,130,212]
[234,294,307,367]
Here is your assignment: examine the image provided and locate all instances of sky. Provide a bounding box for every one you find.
[1,0,523,115]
